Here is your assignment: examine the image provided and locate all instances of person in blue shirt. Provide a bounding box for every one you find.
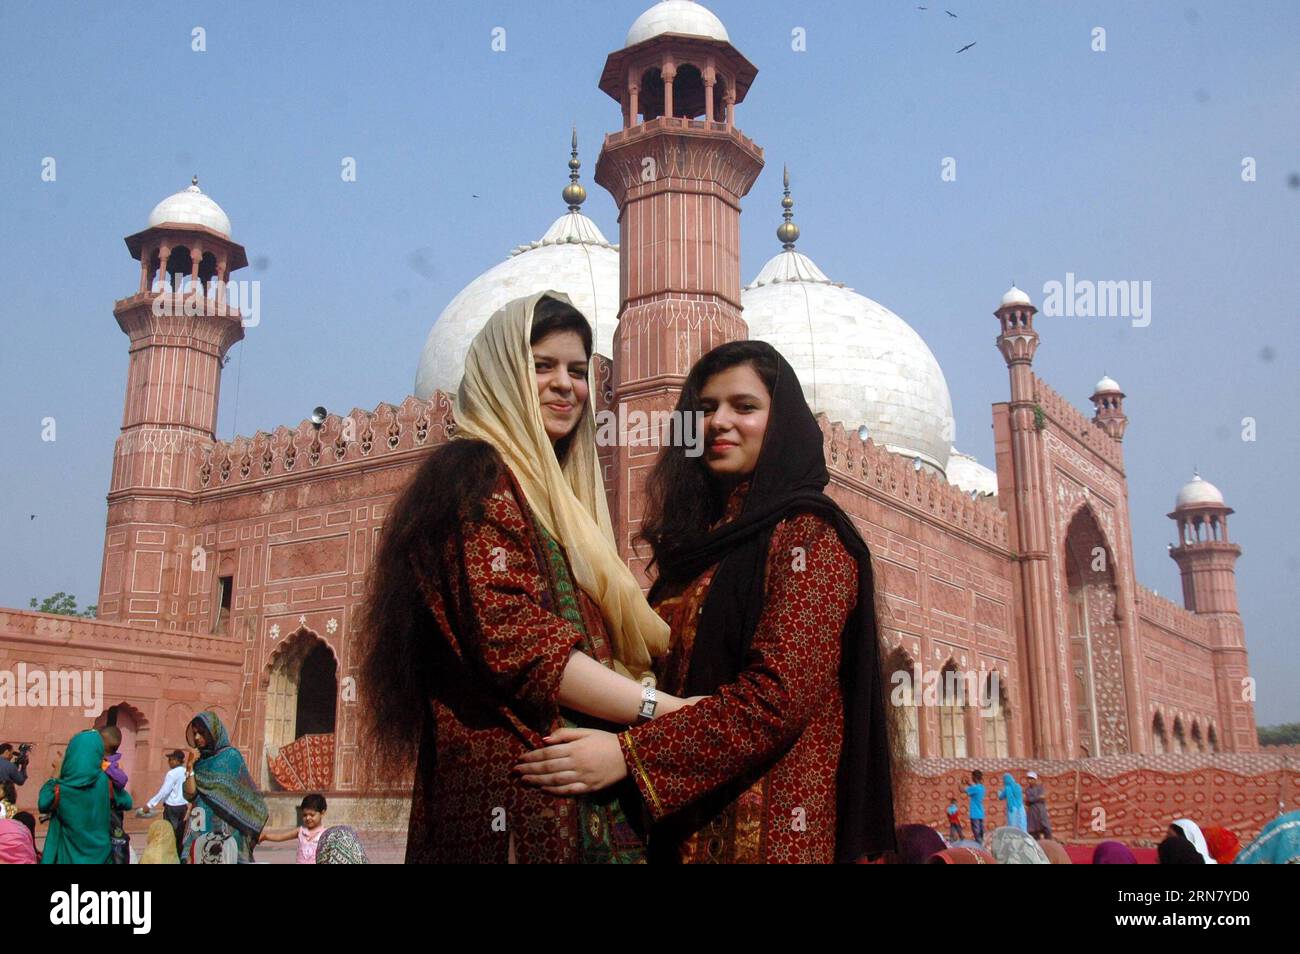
[964,769,986,844]
[998,771,1027,831]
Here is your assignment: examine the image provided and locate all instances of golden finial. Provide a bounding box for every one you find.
[562,125,587,212]
[776,164,800,250]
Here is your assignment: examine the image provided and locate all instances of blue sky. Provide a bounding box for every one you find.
[1,1,1297,723]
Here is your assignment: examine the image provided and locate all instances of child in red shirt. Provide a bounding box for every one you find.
[946,796,963,842]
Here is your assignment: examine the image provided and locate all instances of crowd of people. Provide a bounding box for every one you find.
[948,769,1055,843]
[883,816,1300,868]
[926,765,1299,864]
[0,712,370,864]
[889,808,1300,864]
[3,291,1294,866]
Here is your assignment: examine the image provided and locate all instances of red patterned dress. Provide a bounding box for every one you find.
[618,478,859,863]
[407,462,645,863]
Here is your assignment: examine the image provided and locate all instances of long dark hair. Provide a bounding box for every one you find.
[638,339,778,574]
[356,295,593,782]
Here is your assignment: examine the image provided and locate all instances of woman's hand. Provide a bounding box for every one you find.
[513,727,628,795]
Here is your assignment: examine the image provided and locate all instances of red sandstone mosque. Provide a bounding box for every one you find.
[2,2,1285,839]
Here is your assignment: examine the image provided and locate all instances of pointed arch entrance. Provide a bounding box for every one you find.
[1063,505,1131,757]
[94,702,150,787]
[884,647,920,759]
[261,628,337,790]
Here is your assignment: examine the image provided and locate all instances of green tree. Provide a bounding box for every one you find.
[27,592,97,619]
[1258,723,1300,746]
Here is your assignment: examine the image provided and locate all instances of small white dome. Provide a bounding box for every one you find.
[1001,285,1031,306]
[743,249,954,474]
[1175,473,1225,509]
[947,448,998,497]
[626,0,729,47]
[147,178,231,238]
[413,211,619,401]
[1094,374,1122,393]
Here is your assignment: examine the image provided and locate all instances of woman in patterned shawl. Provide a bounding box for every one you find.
[316,826,369,863]
[1234,810,1300,864]
[180,711,268,864]
[518,340,898,863]
[990,826,1050,864]
[358,291,686,864]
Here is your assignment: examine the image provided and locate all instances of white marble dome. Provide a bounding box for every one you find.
[626,0,729,47]
[742,247,955,474]
[1094,374,1122,393]
[413,210,619,401]
[148,177,231,238]
[1175,472,1225,509]
[947,448,998,497]
[1001,284,1031,306]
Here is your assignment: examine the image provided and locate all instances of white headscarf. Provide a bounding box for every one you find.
[1172,818,1218,864]
[453,290,669,679]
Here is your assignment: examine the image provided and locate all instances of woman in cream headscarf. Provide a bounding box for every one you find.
[139,818,180,864]
[359,291,685,863]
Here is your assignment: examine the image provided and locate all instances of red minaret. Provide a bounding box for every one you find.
[595,1,764,576]
[1090,373,1129,440]
[1167,472,1257,751]
[994,285,1071,758]
[97,178,248,628]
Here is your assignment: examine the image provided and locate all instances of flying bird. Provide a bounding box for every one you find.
[957,41,976,53]
[946,9,958,16]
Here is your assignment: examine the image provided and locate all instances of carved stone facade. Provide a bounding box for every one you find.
[0,7,1257,825]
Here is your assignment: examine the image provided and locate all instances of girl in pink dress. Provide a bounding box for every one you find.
[259,793,327,863]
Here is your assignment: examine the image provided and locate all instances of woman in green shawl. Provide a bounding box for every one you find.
[38,729,132,864]
[180,711,268,863]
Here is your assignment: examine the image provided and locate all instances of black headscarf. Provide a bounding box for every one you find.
[648,342,897,862]
[1158,831,1207,864]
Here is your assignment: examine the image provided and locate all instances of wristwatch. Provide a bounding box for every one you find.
[638,685,658,721]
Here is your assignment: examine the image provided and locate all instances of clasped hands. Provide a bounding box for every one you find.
[514,695,705,796]
[513,727,627,796]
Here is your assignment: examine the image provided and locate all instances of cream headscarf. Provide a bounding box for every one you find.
[452,290,669,679]
[139,818,180,864]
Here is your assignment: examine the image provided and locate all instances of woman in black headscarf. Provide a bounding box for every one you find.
[517,340,897,863]
[1158,824,1208,864]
